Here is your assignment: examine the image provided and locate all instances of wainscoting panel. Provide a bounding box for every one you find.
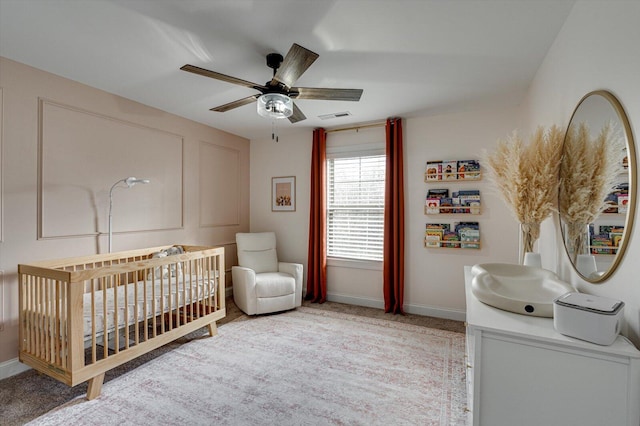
[0,87,3,242]
[199,142,240,227]
[38,99,184,238]
[0,270,4,332]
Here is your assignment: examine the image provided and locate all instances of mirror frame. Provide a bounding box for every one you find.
[560,90,637,283]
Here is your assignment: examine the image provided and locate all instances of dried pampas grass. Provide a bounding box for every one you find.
[484,125,564,256]
[559,121,625,259]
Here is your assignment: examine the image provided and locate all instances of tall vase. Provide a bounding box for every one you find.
[519,222,541,264]
[565,222,590,264]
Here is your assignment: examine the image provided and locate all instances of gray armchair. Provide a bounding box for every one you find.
[232,232,303,315]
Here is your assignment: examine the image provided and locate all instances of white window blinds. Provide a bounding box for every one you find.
[327,154,386,261]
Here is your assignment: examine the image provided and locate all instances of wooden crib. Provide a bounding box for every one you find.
[18,245,225,399]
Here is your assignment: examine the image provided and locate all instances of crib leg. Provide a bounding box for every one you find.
[207,322,218,337]
[87,373,105,400]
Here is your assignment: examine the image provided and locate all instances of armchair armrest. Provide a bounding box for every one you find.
[232,266,257,314]
[278,262,303,307]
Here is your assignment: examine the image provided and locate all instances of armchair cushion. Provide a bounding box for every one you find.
[236,232,278,273]
[255,273,295,298]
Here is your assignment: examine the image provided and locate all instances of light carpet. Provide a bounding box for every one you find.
[27,307,467,426]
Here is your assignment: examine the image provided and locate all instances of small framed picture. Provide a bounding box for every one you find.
[272,176,296,212]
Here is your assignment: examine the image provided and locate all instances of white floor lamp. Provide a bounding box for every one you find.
[108,177,150,253]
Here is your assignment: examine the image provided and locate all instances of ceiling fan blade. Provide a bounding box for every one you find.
[292,87,363,101]
[181,64,267,91]
[210,95,260,112]
[288,102,306,123]
[271,44,319,88]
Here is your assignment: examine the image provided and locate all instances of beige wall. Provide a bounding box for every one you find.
[250,106,523,319]
[521,1,640,346]
[0,57,250,365]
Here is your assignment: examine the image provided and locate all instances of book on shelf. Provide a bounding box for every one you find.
[426,161,442,181]
[611,232,624,247]
[426,198,441,214]
[442,161,458,181]
[603,198,618,214]
[425,234,441,248]
[456,160,481,180]
[598,225,624,236]
[467,201,481,215]
[425,223,450,233]
[455,221,480,249]
[460,229,480,249]
[454,221,479,232]
[591,234,613,255]
[604,183,629,213]
[442,232,460,248]
[427,188,449,199]
[618,194,629,214]
[425,222,479,249]
[425,189,449,214]
[458,189,481,213]
[440,197,454,213]
[425,223,450,247]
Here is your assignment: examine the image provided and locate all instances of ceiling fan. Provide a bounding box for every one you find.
[180,43,363,123]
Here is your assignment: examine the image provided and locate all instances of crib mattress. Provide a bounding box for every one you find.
[82,276,216,339]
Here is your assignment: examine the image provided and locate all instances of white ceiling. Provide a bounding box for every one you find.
[0,0,575,141]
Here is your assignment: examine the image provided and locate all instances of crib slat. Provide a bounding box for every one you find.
[53,280,58,366]
[151,267,157,338]
[60,279,68,370]
[90,279,97,364]
[182,262,187,326]
[143,266,149,341]
[124,272,130,350]
[102,276,108,359]
[113,274,119,354]
[37,278,44,359]
[134,273,140,346]
[169,273,175,330]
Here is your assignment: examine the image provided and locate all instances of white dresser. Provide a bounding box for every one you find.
[464,266,640,426]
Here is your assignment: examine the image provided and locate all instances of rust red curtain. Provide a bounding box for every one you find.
[383,118,405,314]
[306,128,327,303]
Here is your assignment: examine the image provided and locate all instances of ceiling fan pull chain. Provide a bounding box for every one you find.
[272,120,279,142]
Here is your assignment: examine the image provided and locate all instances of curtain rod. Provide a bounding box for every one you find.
[325,121,386,134]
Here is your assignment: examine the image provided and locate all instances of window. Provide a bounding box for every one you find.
[327,154,386,261]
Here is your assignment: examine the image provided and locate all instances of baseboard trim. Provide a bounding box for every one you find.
[403,303,466,322]
[326,293,384,309]
[326,292,466,322]
[0,358,31,380]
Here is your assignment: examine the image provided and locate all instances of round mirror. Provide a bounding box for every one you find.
[559,90,636,282]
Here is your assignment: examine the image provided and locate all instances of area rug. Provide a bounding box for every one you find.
[27,307,467,426]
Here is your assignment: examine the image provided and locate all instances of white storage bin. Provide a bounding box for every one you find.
[553,292,624,346]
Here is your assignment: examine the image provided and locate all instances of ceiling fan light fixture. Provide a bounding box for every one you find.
[257,93,293,119]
